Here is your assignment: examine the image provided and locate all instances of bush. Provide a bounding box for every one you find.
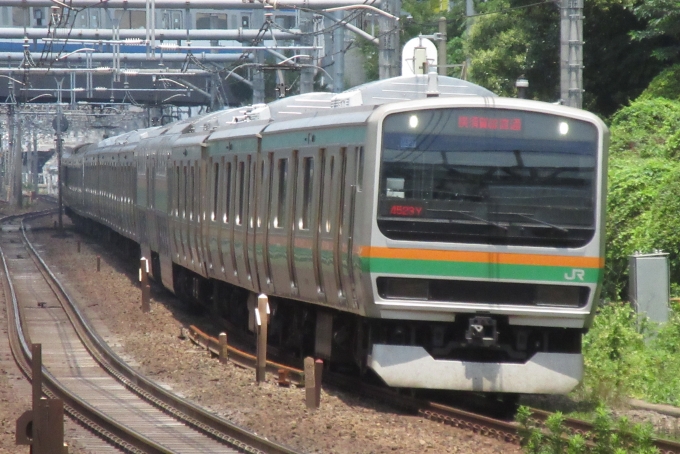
[637,64,680,102]
[579,302,646,404]
[581,302,680,406]
[516,405,659,454]
[609,98,680,158]
[604,157,680,299]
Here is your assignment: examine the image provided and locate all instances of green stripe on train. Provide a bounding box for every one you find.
[362,258,602,284]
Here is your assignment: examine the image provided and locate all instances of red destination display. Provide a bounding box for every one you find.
[390,205,423,216]
[458,116,522,131]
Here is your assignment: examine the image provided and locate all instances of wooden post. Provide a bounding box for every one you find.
[140,258,150,313]
[19,344,67,453]
[32,344,42,412]
[96,255,100,272]
[76,241,80,253]
[256,294,268,383]
[304,357,315,409]
[218,332,228,363]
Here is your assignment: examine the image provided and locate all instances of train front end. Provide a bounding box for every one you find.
[360,97,608,394]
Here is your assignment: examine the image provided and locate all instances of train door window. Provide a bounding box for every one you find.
[150,162,156,208]
[224,160,232,223]
[146,159,152,207]
[241,14,250,29]
[301,157,314,230]
[324,156,335,233]
[237,160,245,225]
[190,165,195,221]
[182,165,187,219]
[212,161,219,221]
[275,158,287,228]
[356,146,364,191]
[174,165,180,215]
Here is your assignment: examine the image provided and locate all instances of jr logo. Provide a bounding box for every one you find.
[564,269,585,281]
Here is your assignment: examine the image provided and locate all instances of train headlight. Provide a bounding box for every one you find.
[409,115,419,129]
[559,121,569,135]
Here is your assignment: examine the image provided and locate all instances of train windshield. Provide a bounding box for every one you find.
[378,108,599,247]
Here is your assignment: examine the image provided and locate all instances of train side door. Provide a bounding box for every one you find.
[317,146,359,309]
[267,151,297,298]
[318,148,343,306]
[233,153,256,290]
[254,152,275,294]
[292,149,323,302]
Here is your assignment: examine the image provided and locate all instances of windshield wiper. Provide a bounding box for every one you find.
[427,208,508,231]
[506,212,568,233]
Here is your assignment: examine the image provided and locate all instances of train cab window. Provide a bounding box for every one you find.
[237,161,245,225]
[275,158,288,228]
[212,162,219,221]
[301,157,314,230]
[224,161,232,223]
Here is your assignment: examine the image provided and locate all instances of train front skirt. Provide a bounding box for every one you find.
[368,345,582,394]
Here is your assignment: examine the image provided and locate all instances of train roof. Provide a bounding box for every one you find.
[88,74,496,148]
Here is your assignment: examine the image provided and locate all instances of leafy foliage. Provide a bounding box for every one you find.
[580,302,680,407]
[516,404,659,454]
[638,64,680,101]
[604,99,680,299]
[465,0,558,99]
[579,303,646,402]
[632,0,680,62]
[609,98,680,158]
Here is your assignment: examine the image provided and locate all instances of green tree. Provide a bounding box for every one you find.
[462,0,665,115]
[632,0,680,62]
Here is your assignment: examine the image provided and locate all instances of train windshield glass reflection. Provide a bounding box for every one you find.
[378,108,599,247]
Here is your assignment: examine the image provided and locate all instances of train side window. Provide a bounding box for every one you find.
[275,158,287,228]
[212,161,219,221]
[224,160,232,223]
[237,160,245,225]
[301,157,313,230]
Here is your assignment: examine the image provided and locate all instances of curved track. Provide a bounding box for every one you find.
[2,211,298,454]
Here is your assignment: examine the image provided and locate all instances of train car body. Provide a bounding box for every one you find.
[63,74,609,394]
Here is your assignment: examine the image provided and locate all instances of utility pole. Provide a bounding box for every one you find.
[333,10,345,92]
[299,10,314,94]
[560,0,583,108]
[438,16,447,76]
[378,0,400,79]
[55,78,64,230]
[14,116,21,207]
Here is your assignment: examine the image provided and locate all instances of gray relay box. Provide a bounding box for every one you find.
[629,252,670,323]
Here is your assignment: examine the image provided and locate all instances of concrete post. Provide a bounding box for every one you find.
[256,294,268,382]
[140,257,150,312]
[218,332,228,363]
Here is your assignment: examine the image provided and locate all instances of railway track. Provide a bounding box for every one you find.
[187,318,680,454]
[2,211,299,454]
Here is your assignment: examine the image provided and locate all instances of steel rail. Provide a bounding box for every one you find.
[1,210,173,454]
[18,212,299,454]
